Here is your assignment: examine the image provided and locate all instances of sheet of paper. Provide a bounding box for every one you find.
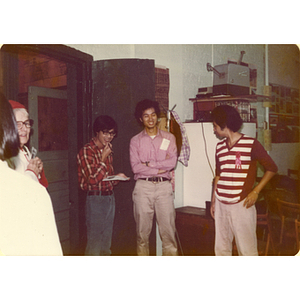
[103,175,130,181]
[160,138,170,151]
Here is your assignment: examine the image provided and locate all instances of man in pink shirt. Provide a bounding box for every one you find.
[130,99,178,256]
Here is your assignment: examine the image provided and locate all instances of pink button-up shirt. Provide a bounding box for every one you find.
[129,128,178,180]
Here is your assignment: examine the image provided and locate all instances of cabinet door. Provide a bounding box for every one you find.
[28,86,71,254]
[92,59,155,255]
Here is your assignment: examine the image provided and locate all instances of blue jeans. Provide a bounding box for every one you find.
[85,193,115,256]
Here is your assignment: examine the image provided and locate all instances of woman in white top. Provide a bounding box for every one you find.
[8,100,48,187]
[0,94,62,255]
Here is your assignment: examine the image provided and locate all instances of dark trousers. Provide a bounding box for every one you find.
[85,193,115,255]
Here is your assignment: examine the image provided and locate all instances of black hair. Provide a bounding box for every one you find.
[134,99,160,124]
[0,93,20,160]
[211,105,243,132]
[93,115,118,136]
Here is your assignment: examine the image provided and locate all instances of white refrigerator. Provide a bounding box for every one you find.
[182,122,256,208]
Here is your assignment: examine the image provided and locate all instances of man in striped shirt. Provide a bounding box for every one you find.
[210,105,278,255]
[77,115,128,255]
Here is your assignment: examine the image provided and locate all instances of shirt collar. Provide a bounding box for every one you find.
[91,137,100,150]
[91,138,106,154]
[141,127,162,138]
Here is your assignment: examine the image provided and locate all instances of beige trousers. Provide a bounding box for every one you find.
[132,179,178,256]
[214,196,258,256]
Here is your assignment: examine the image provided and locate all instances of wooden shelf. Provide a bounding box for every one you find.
[190,94,270,103]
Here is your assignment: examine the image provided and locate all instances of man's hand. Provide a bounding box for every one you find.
[243,191,259,208]
[115,173,129,179]
[101,143,113,162]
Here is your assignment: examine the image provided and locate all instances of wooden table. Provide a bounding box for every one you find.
[175,206,215,256]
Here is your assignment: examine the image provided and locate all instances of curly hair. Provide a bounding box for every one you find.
[134,99,160,124]
[211,105,243,132]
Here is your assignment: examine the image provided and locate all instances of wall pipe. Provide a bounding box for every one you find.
[265,44,270,130]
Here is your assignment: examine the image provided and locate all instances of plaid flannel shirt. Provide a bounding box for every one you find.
[77,138,116,191]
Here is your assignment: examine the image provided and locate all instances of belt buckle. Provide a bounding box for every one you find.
[146,176,161,183]
[152,177,160,184]
[147,177,155,183]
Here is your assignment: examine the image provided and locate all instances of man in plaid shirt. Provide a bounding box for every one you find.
[77,115,128,255]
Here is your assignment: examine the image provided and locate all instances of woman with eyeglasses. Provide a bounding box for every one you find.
[0,94,62,255]
[8,100,48,187]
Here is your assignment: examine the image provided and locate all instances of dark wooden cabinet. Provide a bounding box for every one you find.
[176,206,215,256]
[91,59,156,255]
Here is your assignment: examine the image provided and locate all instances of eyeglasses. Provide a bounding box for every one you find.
[102,130,116,137]
[16,119,34,129]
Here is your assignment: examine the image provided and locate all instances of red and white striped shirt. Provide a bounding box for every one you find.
[215,135,277,203]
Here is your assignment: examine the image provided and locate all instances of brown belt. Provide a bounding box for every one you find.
[87,190,113,196]
[140,177,169,183]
